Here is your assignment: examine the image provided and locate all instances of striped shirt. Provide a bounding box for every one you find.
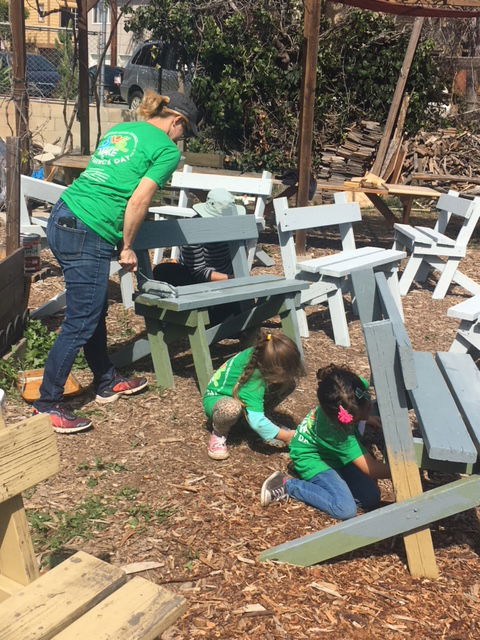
[179,242,232,283]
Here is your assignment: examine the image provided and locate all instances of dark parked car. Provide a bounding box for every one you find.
[88,64,124,102]
[0,52,60,98]
[120,41,190,109]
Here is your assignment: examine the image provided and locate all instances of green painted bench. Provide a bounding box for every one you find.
[112,215,308,393]
[260,267,480,579]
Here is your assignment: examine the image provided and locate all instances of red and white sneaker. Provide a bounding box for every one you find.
[33,404,92,434]
[95,374,148,404]
[207,433,229,460]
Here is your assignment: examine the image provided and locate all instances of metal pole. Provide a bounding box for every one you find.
[295,0,321,256]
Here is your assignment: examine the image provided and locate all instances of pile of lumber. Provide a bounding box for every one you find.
[317,121,383,182]
[403,128,480,193]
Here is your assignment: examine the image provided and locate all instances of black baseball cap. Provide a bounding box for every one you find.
[165,91,198,137]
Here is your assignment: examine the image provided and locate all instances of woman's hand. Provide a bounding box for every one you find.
[119,248,138,272]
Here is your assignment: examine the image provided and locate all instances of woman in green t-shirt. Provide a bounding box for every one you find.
[33,91,198,434]
[260,364,390,520]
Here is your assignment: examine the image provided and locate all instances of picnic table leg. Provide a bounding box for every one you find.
[327,288,350,347]
[398,255,425,296]
[187,312,213,394]
[399,195,414,224]
[144,317,175,389]
[279,295,304,362]
[365,193,397,226]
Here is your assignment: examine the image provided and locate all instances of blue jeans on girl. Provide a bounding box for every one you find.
[285,463,381,520]
[34,199,116,411]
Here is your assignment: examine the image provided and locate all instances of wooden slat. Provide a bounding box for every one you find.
[437,192,474,218]
[171,170,272,196]
[410,352,477,463]
[447,294,480,322]
[133,216,258,251]
[436,352,480,453]
[276,200,362,232]
[0,551,126,640]
[375,271,416,390]
[260,475,478,568]
[298,248,405,277]
[363,320,438,579]
[0,414,60,501]
[135,278,307,312]
[174,274,281,296]
[51,577,187,640]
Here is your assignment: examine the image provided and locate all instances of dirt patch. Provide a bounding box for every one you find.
[2,207,480,639]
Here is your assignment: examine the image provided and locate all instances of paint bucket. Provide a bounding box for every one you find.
[20,233,41,273]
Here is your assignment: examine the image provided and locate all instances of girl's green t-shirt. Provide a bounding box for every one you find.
[61,121,181,245]
[203,348,266,416]
[289,405,366,480]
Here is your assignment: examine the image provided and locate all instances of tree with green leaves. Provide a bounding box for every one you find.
[125,2,448,172]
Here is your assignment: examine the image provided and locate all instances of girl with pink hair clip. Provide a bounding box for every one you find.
[260,364,390,519]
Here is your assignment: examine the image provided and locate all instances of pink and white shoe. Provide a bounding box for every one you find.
[207,433,229,460]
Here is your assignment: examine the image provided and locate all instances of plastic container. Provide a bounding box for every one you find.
[20,233,41,273]
[17,369,83,403]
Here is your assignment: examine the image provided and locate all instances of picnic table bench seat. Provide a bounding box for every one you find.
[0,401,186,639]
[112,214,307,394]
[260,268,480,579]
[448,294,480,355]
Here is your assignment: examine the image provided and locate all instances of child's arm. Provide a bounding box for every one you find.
[351,451,390,479]
[245,411,294,443]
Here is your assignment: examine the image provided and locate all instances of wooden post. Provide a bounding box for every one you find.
[5,138,20,257]
[295,0,321,256]
[77,0,90,154]
[9,0,29,175]
[371,17,424,177]
[110,0,118,67]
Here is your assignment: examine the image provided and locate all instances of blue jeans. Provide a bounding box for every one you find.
[34,200,116,410]
[285,463,381,520]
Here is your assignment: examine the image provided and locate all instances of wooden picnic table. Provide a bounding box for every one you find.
[314,181,441,225]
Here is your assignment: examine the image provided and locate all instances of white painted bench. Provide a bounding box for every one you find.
[149,164,275,268]
[261,268,480,579]
[0,395,186,638]
[393,190,480,299]
[448,294,480,354]
[20,176,135,314]
[274,192,406,346]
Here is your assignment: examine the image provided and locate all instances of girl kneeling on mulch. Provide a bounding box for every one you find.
[202,331,305,460]
[261,364,390,520]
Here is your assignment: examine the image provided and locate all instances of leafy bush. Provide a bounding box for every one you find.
[124,3,448,172]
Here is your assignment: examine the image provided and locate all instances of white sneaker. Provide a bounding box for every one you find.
[208,433,229,460]
[260,471,288,506]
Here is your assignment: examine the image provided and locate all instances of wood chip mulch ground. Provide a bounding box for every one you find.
[2,206,480,639]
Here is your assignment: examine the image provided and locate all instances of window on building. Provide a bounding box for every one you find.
[60,8,78,29]
[92,2,111,24]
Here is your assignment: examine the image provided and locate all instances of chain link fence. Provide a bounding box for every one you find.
[0,23,122,104]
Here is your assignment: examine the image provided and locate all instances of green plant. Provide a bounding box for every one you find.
[27,495,116,564]
[20,319,88,370]
[125,4,448,173]
[54,26,78,101]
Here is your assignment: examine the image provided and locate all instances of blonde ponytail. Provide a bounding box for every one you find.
[137,90,183,120]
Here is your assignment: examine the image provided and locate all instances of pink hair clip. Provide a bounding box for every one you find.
[338,405,353,424]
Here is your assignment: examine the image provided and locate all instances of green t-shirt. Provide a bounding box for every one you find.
[61,121,181,245]
[289,405,366,480]
[203,348,265,416]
